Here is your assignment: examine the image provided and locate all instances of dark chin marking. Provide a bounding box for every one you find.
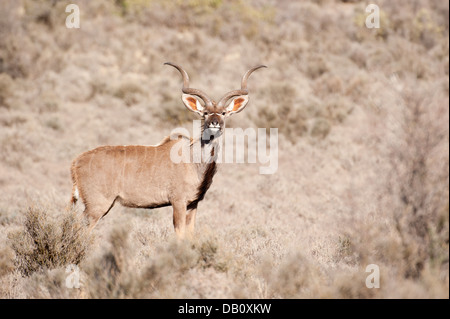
[201,128,221,144]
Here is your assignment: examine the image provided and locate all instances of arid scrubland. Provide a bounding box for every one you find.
[0,0,448,298]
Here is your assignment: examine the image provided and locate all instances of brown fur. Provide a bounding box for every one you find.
[187,161,217,210]
[71,63,264,238]
[71,136,217,238]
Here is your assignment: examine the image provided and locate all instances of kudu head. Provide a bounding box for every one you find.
[164,62,266,142]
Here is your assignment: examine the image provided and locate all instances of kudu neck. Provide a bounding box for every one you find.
[189,127,221,165]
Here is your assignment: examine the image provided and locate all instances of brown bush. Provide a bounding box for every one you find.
[8,206,91,276]
[0,246,15,278]
[387,89,449,279]
[81,229,231,298]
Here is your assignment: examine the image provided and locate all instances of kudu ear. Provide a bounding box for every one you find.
[225,95,249,115]
[182,94,204,115]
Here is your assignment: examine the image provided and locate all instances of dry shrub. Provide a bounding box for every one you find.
[0,131,38,170]
[0,0,67,80]
[252,83,309,141]
[303,54,329,80]
[387,89,449,279]
[25,267,82,299]
[330,269,378,299]
[252,77,353,141]
[310,118,331,139]
[381,0,448,49]
[22,0,59,29]
[113,78,147,107]
[83,227,230,298]
[323,96,354,124]
[83,225,143,298]
[263,252,325,298]
[352,4,390,41]
[38,91,60,113]
[312,74,344,97]
[347,43,368,69]
[0,0,33,78]
[155,89,197,125]
[196,236,231,272]
[0,246,15,278]
[331,84,449,297]
[8,206,91,276]
[333,235,359,266]
[122,0,275,41]
[350,0,448,49]
[0,73,14,108]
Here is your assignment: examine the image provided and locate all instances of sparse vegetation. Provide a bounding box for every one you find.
[0,0,448,298]
[7,206,91,276]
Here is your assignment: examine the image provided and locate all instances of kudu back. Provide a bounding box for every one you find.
[70,63,266,238]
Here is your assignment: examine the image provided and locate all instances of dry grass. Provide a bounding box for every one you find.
[7,206,91,276]
[0,0,448,299]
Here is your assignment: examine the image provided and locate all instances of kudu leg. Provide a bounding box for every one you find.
[172,201,187,239]
[84,207,106,232]
[186,207,197,237]
[83,198,116,232]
